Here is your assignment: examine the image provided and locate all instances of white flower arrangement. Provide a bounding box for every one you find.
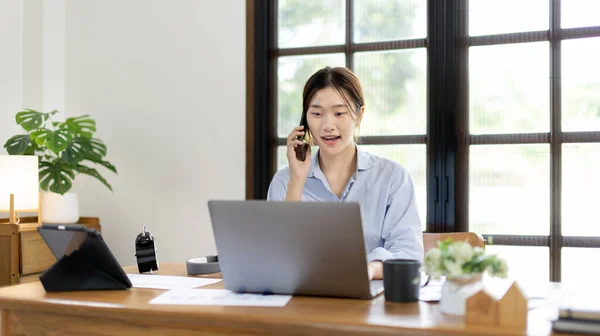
[424,239,508,279]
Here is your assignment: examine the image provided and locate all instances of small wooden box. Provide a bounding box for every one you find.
[0,217,100,286]
[466,281,528,330]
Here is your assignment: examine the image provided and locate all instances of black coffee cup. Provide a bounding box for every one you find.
[383,259,421,303]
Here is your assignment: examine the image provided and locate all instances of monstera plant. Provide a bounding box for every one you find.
[3,109,117,195]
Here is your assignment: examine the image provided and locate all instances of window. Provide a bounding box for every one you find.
[274,0,428,230]
[459,0,600,283]
[250,0,600,282]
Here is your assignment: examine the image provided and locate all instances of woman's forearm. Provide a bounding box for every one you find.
[368,261,384,280]
[285,178,305,201]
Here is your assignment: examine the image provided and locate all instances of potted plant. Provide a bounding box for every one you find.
[424,239,508,316]
[3,109,116,223]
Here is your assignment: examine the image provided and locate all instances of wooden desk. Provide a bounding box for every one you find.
[0,263,562,336]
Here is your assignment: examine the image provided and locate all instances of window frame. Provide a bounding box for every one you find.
[248,0,600,282]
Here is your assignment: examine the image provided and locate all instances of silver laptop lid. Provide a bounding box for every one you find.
[208,200,376,299]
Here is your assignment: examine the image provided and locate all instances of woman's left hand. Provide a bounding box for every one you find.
[368,261,383,280]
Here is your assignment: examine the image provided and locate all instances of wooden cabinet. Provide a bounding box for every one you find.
[0,217,100,287]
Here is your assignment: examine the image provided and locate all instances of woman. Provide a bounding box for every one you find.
[267,66,423,280]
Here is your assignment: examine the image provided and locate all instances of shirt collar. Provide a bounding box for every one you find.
[308,149,321,179]
[356,145,374,171]
[308,145,374,178]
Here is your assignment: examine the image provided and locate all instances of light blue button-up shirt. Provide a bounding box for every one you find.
[267,146,424,263]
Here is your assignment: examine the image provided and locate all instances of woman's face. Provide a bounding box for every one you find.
[306,87,362,157]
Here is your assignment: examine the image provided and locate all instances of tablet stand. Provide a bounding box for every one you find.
[40,239,129,292]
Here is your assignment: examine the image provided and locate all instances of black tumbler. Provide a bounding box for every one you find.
[383,259,421,302]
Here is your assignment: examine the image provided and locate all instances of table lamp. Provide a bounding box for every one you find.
[0,155,41,225]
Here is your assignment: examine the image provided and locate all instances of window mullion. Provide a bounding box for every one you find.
[456,0,469,234]
[443,0,460,232]
[427,0,460,232]
[252,0,274,199]
[550,0,563,282]
[345,0,354,70]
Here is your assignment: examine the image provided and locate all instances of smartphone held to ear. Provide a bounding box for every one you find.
[294,116,310,161]
[295,141,310,161]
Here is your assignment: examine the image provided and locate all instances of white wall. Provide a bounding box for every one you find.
[22,0,44,111]
[0,0,24,152]
[1,0,245,263]
[65,0,246,265]
[1,0,66,223]
[42,0,65,114]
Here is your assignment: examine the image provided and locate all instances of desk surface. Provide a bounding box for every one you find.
[0,263,562,336]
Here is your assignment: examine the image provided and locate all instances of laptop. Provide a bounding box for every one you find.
[207,200,384,299]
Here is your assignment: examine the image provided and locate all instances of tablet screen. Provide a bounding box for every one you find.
[38,224,90,259]
[38,224,132,288]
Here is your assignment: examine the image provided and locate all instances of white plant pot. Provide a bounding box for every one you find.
[41,192,80,224]
[439,274,484,316]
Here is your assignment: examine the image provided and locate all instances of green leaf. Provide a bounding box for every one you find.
[79,138,107,161]
[65,115,96,139]
[75,164,113,191]
[74,137,113,171]
[89,138,107,156]
[39,160,75,195]
[24,140,42,155]
[3,134,32,154]
[61,138,87,164]
[16,109,58,131]
[96,160,117,173]
[30,128,74,154]
[491,259,500,274]
[16,109,45,131]
[72,137,116,173]
[41,154,55,161]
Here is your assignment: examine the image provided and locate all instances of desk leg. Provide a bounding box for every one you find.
[1,310,8,336]
[1,310,25,336]
[0,225,19,287]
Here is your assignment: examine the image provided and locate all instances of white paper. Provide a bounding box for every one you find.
[419,283,442,302]
[150,288,292,307]
[419,277,443,302]
[127,274,221,290]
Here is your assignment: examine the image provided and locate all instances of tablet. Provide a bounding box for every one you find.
[37,224,132,291]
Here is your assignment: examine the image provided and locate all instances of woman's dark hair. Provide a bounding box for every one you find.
[300,66,365,143]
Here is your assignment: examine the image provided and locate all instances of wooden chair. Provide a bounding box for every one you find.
[422,232,486,254]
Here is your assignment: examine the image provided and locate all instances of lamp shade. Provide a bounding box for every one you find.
[0,155,39,211]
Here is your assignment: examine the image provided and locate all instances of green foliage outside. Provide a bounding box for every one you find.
[277,0,425,169]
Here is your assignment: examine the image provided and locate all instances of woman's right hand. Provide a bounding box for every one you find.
[286,125,312,182]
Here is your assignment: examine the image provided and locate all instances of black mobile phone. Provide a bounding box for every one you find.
[294,114,310,161]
